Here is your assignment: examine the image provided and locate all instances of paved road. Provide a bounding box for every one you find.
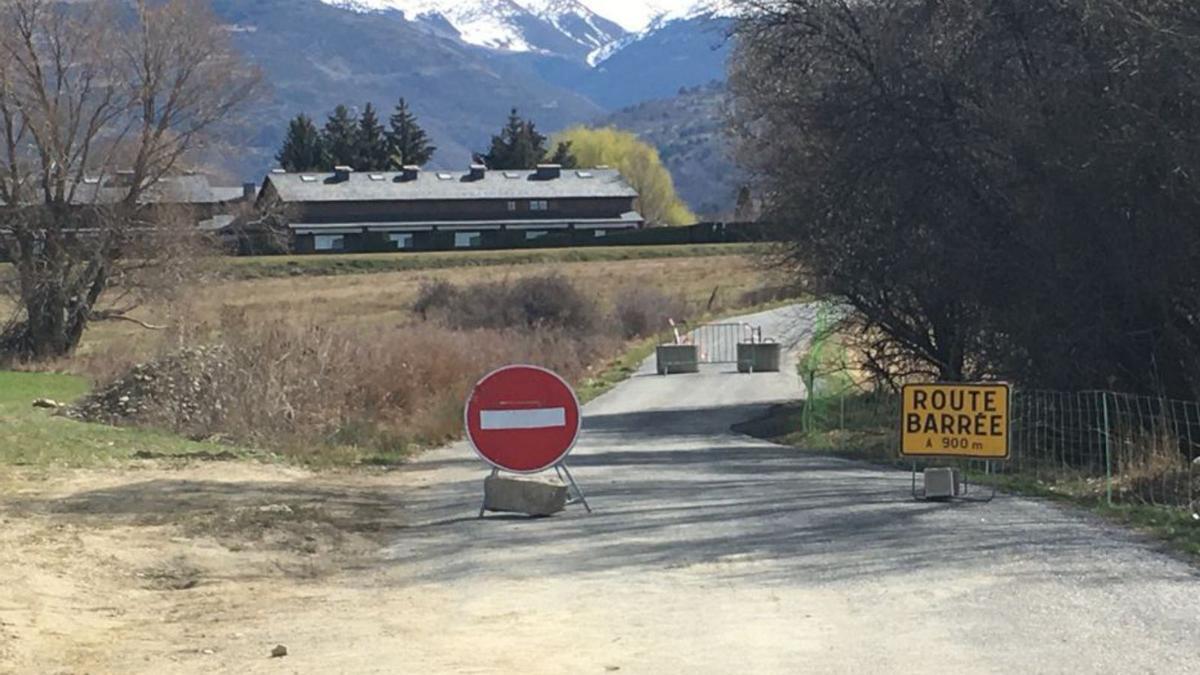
[386,306,1199,674]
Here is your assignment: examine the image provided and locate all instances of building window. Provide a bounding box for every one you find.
[389,233,414,249]
[529,199,548,211]
[525,230,549,241]
[507,201,517,212]
[454,232,482,248]
[314,235,344,251]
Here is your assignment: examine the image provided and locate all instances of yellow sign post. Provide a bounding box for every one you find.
[901,383,1011,460]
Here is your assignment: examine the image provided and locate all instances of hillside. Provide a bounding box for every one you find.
[599,83,740,217]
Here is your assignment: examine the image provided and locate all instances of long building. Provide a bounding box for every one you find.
[249,164,644,253]
[0,173,256,259]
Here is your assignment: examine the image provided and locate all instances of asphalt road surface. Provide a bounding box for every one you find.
[387,305,1199,674]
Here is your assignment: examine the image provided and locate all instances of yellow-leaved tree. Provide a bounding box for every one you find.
[551,127,697,226]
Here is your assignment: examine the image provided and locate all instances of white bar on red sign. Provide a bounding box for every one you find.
[480,407,567,430]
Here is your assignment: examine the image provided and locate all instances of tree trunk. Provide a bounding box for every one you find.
[5,228,108,360]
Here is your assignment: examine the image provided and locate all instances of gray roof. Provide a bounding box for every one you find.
[2,175,250,207]
[71,174,219,205]
[265,168,639,203]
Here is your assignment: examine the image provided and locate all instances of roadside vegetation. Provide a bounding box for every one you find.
[2,252,786,468]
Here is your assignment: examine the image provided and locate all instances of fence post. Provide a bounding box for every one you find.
[803,370,816,433]
[1102,391,1113,507]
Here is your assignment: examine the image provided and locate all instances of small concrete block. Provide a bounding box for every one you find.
[923,467,961,500]
[484,474,568,516]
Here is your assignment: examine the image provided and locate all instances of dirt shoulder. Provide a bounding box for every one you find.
[0,460,408,673]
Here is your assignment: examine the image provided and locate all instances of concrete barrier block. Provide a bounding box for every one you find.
[923,467,962,500]
[656,344,699,374]
[737,342,782,373]
[483,474,568,516]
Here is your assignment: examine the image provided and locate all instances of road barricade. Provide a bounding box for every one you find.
[656,344,699,374]
[736,342,781,373]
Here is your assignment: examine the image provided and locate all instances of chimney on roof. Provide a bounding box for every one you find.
[333,165,353,182]
[535,164,562,180]
[400,165,420,182]
[242,182,257,199]
[468,163,487,181]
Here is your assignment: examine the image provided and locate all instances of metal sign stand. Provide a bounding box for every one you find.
[478,463,592,518]
[555,463,592,513]
[910,460,997,503]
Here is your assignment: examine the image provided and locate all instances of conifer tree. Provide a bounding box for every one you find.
[386,97,436,168]
[483,108,548,169]
[548,141,578,169]
[322,104,359,168]
[275,114,327,172]
[355,103,389,170]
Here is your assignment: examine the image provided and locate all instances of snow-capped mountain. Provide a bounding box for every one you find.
[323,0,733,63]
[327,0,627,58]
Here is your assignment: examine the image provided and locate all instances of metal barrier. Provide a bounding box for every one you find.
[690,323,760,364]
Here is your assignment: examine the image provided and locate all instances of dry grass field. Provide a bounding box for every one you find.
[65,251,777,370]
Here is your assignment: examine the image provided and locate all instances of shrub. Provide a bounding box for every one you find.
[72,315,621,463]
[413,273,601,335]
[412,278,459,320]
[612,286,689,339]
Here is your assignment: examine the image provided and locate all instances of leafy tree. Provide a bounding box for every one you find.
[386,97,436,167]
[354,103,389,171]
[483,108,547,170]
[548,141,578,169]
[321,104,359,168]
[552,127,696,226]
[276,114,327,172]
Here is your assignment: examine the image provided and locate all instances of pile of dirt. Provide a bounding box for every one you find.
[66,345,235,434]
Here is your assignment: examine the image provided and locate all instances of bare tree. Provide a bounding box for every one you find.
[0,0,259,359]
[730,0,1200,397]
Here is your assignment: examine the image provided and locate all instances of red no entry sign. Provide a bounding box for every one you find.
[464,365,582,473]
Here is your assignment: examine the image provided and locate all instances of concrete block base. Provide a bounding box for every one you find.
[656,344,699,375]
[737,342,782,373]
[483,474,568,516]
[923,467,962,500]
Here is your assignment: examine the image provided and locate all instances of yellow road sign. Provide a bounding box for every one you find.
[901,383,1010,459]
